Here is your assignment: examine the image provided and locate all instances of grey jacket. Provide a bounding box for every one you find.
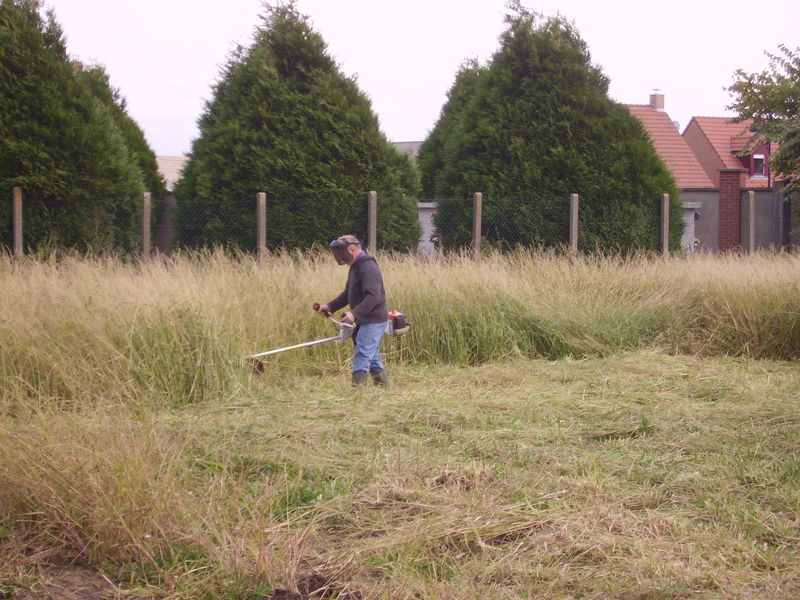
[327,253,388,323]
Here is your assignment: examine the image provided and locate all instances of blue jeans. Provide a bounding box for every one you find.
[352,321,387,373]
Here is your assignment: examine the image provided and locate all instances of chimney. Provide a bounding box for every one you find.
[650,92,665,112]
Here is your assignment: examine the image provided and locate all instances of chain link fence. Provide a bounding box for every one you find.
[431,194,670,255]
[4,189,381,258]
[432,195,573,251]
[5,187,677,260]
[167,196,269,251]
[1,188,146,255]
[166,195,378,252]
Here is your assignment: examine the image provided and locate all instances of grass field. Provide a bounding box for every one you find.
[1,250,799,599]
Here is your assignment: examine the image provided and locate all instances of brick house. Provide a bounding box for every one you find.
[628,94,795,252]
[682,116,792,252]
[683,116,775,189]
[627,94,713,252]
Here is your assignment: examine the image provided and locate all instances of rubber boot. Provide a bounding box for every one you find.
[370,369,390,387]
[351,371,369,387]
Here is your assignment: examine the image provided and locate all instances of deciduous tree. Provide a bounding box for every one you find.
[728,44,800,195]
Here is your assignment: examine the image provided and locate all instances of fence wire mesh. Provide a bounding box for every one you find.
[576,196,665,253]
[4,189,670,257]
[432,195,573,251]
[2,193,144,254]
[169,195,369,252]
[432,195,665,253]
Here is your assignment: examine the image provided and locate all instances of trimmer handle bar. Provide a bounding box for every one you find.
[312,303,354,329]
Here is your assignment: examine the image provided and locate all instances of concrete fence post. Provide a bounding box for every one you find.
[142,192,151,262]
[12,187,22,260]
[472,192,482,262]
[661,193,670,258]
[367,191,377,255]
[747,190,756,253]
[257,192,266,262]
[569,193,579,255]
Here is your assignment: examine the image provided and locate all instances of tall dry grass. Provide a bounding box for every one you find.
[386,249,800,362]
[1,249,798,415]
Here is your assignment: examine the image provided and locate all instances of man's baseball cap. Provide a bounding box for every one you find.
[329,234,360,249]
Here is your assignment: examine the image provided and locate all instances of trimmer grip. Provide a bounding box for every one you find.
[312,303,330,316]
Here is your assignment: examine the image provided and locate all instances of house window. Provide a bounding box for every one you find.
[752,154,766,177]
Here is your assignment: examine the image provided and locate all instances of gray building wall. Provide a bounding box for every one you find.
[681,190,719,253]
[741,188,797,251]
[417,201,438,257]
[682,188,795,254]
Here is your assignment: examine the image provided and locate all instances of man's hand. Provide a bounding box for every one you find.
[314,303,331,316]
[341,311,355,324]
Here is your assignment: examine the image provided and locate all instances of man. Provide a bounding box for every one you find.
[315,235,390,387]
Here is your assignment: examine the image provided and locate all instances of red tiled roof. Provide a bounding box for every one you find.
[688,117,752,169]
[729,134,750,153]
[684,116,775,188]
[627,104,714,190]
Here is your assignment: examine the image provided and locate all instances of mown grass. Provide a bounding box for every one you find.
[1,250,799,598]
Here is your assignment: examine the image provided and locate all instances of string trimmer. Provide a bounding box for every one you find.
[247,304,410,373]
[248,305,354,373]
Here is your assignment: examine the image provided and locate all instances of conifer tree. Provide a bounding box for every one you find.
[418,6,682,252]
[77,65,166,204]
[417,60,485,199]
[174,2,420,251]
[0,0,163,251]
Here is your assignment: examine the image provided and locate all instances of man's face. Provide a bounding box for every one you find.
[332,243,360,265]
[330,235,361,265]
[331,244,351,265]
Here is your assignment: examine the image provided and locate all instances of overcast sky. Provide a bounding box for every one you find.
[48,0,799,156]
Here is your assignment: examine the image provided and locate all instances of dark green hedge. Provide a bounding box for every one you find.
[174,4,420,251]
[419,8,683,252]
